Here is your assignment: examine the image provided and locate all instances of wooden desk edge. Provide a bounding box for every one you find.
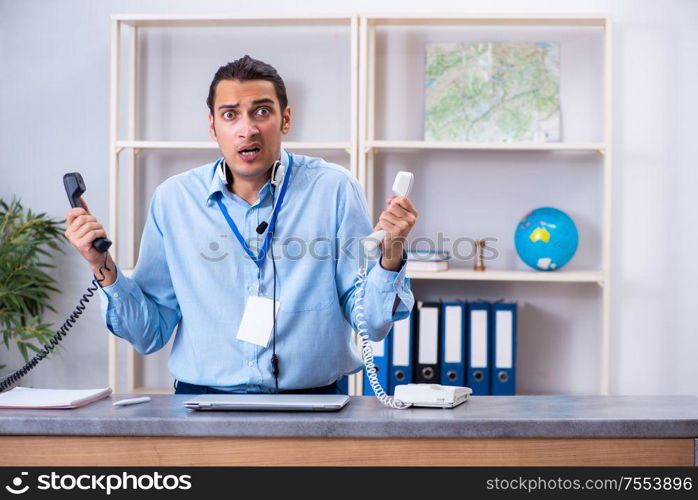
[0,436,695,466]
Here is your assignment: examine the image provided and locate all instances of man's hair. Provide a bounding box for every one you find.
[206,55,288,115]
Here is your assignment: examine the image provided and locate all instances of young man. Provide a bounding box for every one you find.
[65,55,417,395]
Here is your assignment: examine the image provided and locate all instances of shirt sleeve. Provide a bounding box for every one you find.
[97,186,181,354]
[335,175,415,342]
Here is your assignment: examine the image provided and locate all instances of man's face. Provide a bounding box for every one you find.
[208,79,291,181]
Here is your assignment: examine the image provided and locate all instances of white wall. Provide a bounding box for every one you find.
[1,0,696,396]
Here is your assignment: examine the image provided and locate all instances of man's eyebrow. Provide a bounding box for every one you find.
[217,98,275,111]
[251,98,274,106]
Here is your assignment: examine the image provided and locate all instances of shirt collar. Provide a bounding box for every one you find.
[205,148,290,206]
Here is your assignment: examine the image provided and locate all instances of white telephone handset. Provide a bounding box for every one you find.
[361,171,414,252]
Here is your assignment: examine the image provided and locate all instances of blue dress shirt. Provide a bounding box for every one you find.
[97,150,414,392]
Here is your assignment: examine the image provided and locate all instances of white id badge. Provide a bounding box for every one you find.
[236,295,281,347]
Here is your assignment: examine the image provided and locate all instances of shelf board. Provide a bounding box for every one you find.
[366,140,605,153]
[123,267,604,285]
[407,268,605,285]
[112,13,608,29]
[365,14,608,27]
[116,140,352,151]
[113,14,354,28]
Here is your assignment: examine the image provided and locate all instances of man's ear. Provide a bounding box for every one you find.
[281,106,292,134]
[208,113,217,141]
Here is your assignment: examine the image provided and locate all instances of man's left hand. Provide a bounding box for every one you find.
[375,195,418,271]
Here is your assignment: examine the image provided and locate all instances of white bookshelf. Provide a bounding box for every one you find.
[109,13,612,396]
[358,14,612,394]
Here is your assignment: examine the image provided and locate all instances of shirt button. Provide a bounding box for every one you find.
[113,292,119,298]
[384,278,389,283]
[248,361,255,367]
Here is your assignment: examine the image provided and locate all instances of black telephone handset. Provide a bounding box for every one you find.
[0,174,111,392]
[63,172,112,253]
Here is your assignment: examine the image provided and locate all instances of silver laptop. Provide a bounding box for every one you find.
[183,394,350,411]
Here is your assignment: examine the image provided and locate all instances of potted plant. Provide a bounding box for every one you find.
[0,198,65,386]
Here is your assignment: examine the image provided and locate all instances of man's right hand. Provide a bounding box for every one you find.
[65,197,117,286]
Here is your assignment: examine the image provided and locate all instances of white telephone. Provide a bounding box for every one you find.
[355,171,471,410]
[394,384,471,408]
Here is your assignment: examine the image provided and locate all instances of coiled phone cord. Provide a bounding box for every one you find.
[0,253,112,392]
[354,249,411,409]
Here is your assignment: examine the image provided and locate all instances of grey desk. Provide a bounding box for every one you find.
[1,395,697,466]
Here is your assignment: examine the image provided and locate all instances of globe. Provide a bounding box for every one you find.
[514,207,578,271]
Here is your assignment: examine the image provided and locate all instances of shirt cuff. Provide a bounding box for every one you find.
[96,266,129,335]
[367,250,415,321]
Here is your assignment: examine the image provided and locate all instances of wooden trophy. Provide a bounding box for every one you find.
[473,239,486,272]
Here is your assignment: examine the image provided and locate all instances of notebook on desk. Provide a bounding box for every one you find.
[183,394,350,411]
[0,387,112,409]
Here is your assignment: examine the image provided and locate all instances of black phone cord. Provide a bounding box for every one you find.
[0,253,112,392]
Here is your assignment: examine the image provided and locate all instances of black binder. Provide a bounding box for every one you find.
[413,301,441,384]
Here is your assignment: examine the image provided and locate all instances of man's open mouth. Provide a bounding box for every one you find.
[238,145,261,160]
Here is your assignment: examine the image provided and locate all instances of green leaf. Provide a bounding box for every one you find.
[17,342,28,363]
[25,343,44,355]
[0,197,65,361]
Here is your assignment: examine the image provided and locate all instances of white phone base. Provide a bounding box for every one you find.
[394,384,472,408]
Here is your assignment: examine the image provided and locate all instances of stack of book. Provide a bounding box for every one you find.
[406,250,450,272]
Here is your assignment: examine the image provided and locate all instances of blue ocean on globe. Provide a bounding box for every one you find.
[514,207,578,271]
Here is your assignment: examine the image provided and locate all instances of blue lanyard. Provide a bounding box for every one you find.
[215,153,294,270]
